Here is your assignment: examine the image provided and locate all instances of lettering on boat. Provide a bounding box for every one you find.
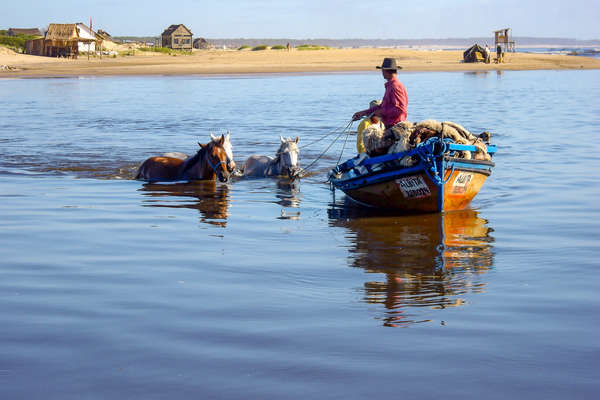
[451,172,473,194]
[396,176,431,199]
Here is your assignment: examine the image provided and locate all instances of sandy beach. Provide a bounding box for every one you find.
[1,47,600,78]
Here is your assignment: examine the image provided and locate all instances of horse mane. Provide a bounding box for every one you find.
[182,144,208,174]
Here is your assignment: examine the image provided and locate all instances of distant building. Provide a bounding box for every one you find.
[96,29,112,41]
[161,24,192,50]
[193,37,211,49]
[7,28,42,37]
[494,28,515,52]
[25,23,100,58]
[75,23,98,53]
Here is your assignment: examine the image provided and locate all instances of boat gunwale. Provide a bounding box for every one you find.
[331,157,494,191]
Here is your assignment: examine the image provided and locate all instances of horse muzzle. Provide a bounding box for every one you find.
[218,171,230,183]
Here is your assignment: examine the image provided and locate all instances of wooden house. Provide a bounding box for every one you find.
[161,24,193,50]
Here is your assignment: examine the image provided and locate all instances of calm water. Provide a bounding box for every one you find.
[1,71,599,399]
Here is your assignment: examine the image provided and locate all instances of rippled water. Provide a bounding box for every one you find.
[1,71,599,399]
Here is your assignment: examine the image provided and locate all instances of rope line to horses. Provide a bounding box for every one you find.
[299,120,354,150]
[336,127,352,166]
[298,120,353,178]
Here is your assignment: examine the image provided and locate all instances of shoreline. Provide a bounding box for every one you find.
[2,48,599,78]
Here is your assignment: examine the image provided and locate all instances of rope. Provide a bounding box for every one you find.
[336,127,352,166]
[299,120,354,150]
[298,120,353,178]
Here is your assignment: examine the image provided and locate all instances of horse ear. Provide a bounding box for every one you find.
[198,142,206,149]
[225,131,230,140]
[280,136,285,143]
[210,133,217,141]
[294,136,299,143]
[219,135,225,145]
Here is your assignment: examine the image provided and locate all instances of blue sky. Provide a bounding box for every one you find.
[2,0,599,39]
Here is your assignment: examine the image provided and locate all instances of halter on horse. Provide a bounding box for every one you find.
[242,136,300,178]
[210,132,236,173]
[136,135,231,183]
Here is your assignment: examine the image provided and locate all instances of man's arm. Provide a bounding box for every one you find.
[352,105,381,121]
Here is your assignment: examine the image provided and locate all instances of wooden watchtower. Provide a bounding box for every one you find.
[494,28,515,52]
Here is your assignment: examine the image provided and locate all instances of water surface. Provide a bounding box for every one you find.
[1,71,599,399]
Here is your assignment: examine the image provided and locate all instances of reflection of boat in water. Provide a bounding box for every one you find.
[329,138,497,213]
[328,203,494,327]
[138,181,230,227]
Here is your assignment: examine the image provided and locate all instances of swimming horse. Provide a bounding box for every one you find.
[162,132,236,173]
[242,136,300,178]
[135,134,231,182]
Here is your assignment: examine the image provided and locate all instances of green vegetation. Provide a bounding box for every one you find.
[134,47,191,56]
[138,46,172,54]
[0,33,39,53]
[296,44,331,51]
[271,45,286,50]
[251,45,268,51]
[237,45,251,50]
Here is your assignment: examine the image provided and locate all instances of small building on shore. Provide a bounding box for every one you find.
[161,24,192,50]
[25,23,100,58]
[494,28,515,52]
[8,28,43,37]
[193,37,211,49]
[75,23,98,53]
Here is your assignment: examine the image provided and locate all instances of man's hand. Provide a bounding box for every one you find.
[352,111,366,121]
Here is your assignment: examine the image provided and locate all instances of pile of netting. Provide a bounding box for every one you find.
[361,120,492,165]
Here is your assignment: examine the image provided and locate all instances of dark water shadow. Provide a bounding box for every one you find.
[138,181,230,227]
[328,198,494,327]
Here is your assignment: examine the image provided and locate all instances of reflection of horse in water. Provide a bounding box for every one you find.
[275,178,301,209]
[328,204,494,327]
[136,135,231,183]
[138,181,230,227]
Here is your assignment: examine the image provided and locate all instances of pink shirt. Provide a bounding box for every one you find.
[367,77,408,127]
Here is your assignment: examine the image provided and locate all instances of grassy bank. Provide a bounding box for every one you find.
[0,31,40,53]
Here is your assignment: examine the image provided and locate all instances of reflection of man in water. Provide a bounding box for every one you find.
[328,210,494,327]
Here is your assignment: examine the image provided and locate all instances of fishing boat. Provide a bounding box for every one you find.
[328,137,496,213]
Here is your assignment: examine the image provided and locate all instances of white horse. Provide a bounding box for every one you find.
[243,136,300,178]
[163,131,236,173]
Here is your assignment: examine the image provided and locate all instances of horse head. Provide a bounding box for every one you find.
[277,136,300,178]
[199,136,230,183]
[211,132,236,173]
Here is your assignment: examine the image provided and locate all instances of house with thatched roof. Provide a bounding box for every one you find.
[161,24,192,50]
[25,23,100,58]
[8,28,42,37]
[42,23,79,57]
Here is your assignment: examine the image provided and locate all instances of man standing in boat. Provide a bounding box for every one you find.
[352,58,408,128]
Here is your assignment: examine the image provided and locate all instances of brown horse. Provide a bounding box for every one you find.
[136,135,231,183]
